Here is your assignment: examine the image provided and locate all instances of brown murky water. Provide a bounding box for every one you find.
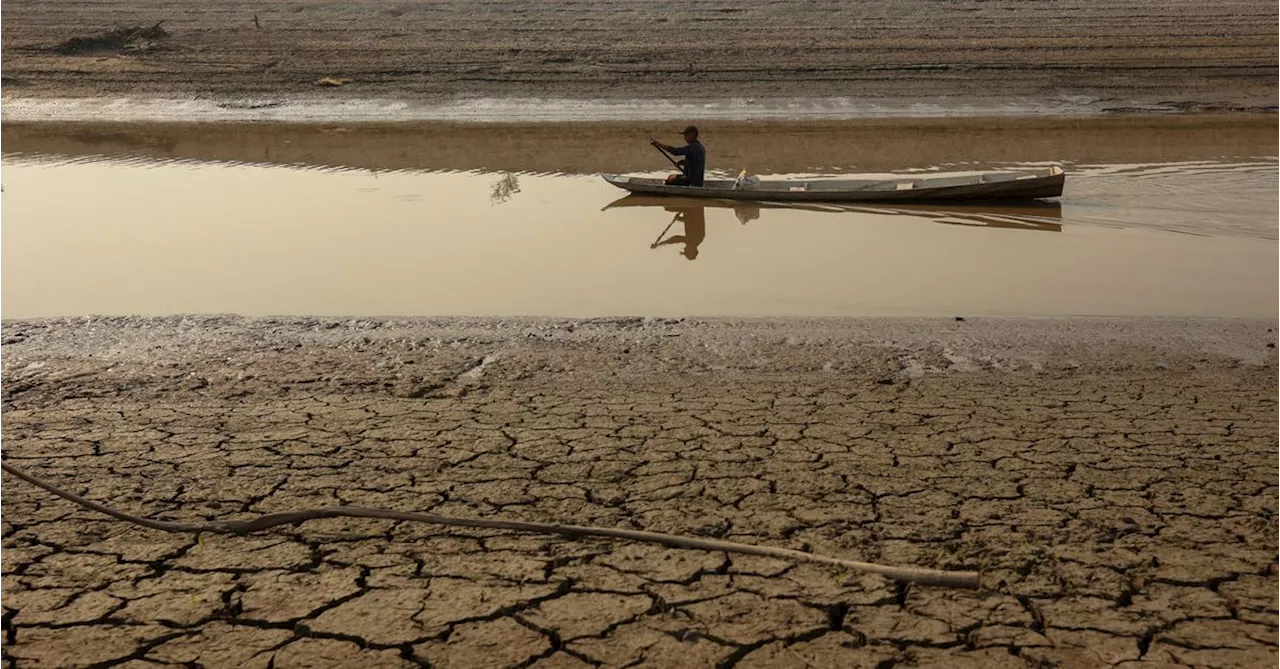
[2,119,1276,318]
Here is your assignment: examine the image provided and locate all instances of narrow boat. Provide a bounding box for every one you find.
[602,165,1065,202]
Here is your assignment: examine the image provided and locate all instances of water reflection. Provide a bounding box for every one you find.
[607,195,1061,232]
[608,195,1062,261]
[649,206,707,260]
[844,201,1062,232]
[490,172,521,204]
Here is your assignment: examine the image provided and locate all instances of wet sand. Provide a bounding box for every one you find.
[2,316,1276,667]
[3,115,1276,175]
[2,0,1276,112]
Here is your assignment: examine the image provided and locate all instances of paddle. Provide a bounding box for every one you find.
[650,212,679,249]
[649,138,685,173]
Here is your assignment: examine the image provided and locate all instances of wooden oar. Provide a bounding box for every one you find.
[649,139,684,172]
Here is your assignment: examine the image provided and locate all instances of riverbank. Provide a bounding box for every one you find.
[4,114,1276,174]
[2,0,1276,114]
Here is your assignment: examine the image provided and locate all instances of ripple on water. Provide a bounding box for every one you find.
[1061,159,1279,240]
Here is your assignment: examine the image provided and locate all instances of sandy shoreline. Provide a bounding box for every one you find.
[2,0,1276,116]
[5,114,1276,176]
[2,316,1276,667]
[3,97,1273,124]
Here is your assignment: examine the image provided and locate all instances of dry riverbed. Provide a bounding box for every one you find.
[3,0,1277,665]
[1,316,1276,667]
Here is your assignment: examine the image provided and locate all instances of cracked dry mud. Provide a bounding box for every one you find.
[1,316,1276,668]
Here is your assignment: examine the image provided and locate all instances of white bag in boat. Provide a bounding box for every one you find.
[733,171,761,190]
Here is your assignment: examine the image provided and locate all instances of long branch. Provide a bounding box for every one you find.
[1,461,980,589]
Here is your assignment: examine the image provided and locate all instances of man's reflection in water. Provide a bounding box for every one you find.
[651,206,706,260]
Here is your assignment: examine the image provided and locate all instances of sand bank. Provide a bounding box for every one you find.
[2,0,1276,117]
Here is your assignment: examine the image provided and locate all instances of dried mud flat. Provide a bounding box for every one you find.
[1,316,1277,668]
[1,0,1277,110]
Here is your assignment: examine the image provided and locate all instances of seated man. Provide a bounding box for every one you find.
[651,125,705,187]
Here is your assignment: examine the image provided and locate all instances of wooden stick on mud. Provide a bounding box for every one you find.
[1,461,981,589]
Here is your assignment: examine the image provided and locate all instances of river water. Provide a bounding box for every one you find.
[2,118,1275,319]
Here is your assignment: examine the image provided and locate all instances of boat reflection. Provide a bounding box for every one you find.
[606,194,1061,261]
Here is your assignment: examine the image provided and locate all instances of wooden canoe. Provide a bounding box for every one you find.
[602,166,1065,202]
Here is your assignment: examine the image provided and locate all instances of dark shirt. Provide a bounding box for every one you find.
[668,140,706,186]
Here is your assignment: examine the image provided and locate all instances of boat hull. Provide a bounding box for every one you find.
[603,167,1065,203]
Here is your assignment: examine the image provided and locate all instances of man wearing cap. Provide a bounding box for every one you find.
[650,126,706,187]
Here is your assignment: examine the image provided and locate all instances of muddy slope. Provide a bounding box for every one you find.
[2,0,1276,109]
